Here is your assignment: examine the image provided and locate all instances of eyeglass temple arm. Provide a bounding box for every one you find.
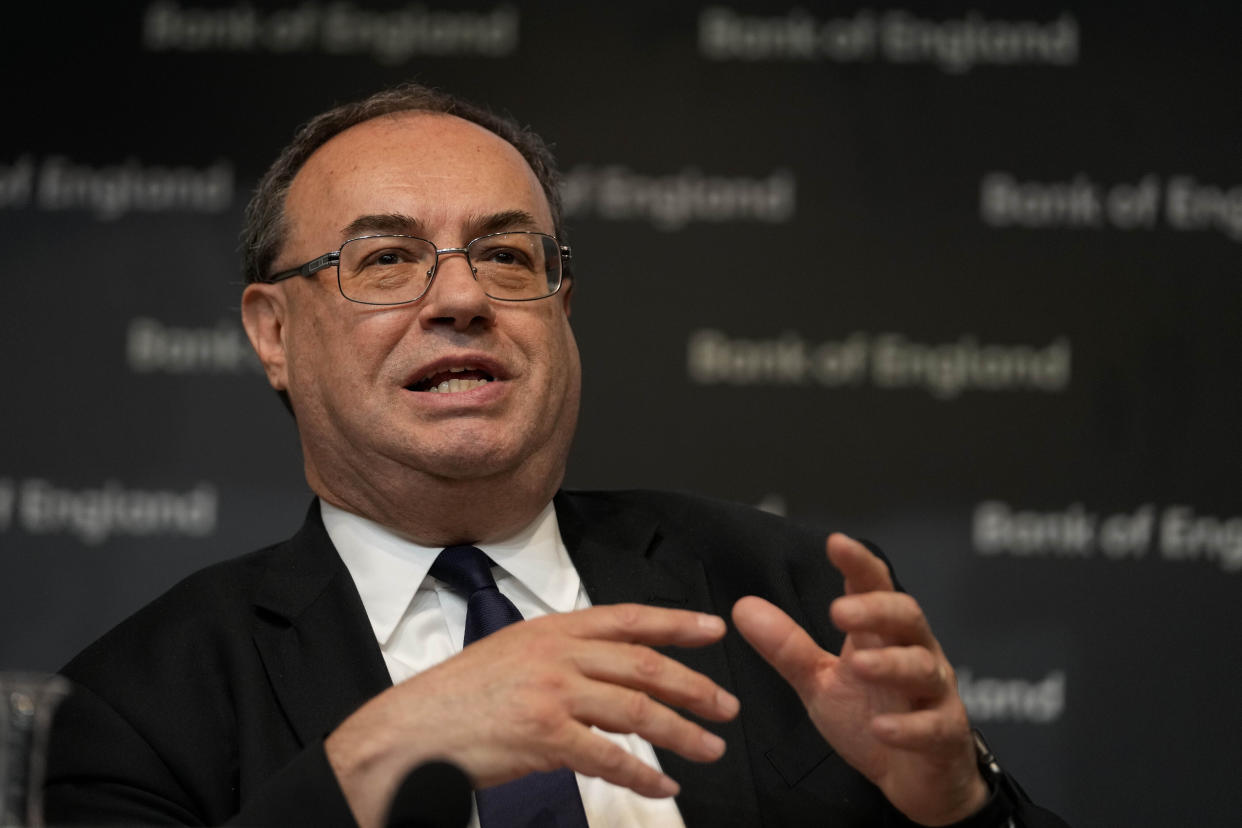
[264,251,341,284]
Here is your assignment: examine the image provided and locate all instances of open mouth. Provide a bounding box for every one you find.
[407,366,496,394]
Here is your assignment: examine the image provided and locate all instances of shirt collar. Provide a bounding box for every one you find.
[321,499,578,646]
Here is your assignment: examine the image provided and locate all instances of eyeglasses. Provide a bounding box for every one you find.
[261,232,573,305]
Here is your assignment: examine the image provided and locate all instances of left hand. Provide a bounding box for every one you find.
[732,533,987,827]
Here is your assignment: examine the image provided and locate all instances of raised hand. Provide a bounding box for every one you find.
[326,603,738,828]
[732,533,986,827]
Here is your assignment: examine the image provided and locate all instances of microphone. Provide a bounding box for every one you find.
[385,760,473,828]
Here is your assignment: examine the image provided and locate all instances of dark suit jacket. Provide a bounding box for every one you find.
[45,490,1063,827]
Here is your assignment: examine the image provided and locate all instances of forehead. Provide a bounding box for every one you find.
[285,112,552,242]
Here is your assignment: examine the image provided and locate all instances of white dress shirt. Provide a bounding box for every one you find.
[322,499,687,828]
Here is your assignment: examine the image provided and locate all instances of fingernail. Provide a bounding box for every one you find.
[698,614,725,634]
[701,731,726,757]
[716,689,740,717]
[658,775,680,796]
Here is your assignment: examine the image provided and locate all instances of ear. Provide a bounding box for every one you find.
[560,279,574,317]
[241,282,290,391]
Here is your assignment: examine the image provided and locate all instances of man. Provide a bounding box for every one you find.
[45,84,1067,827]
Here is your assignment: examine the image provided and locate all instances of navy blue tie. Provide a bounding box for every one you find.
[430,545,590,828]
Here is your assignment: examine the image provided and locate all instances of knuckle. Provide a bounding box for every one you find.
[631,646,663,679]
[687,676,716,708]
[522,697,565,735]
[895,593,922,621]
[624,689,654,726]
[591,738,629,774]
[532,670,571,698]
[612,603,643,630]
[932,714,956,743]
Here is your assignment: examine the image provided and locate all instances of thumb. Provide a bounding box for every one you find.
[732,596,834,700]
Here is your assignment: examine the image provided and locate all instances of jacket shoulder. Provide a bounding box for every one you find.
[560,487,826,551]
[63,542,278,675]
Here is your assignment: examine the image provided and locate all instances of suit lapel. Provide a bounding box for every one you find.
[250,502,393,747]
[247,494,767,823]
[555,491,763,827]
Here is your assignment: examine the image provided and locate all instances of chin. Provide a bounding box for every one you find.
[407,439,527,481]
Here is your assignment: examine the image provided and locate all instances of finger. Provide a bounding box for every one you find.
[847,645,950,701]
[548,720,682,799]
[732,596,834,699]
[569,681,728,765]
[827,533,894,595]
[560,604,727,648]
[870,707,973,753]
[573,642,739,722]
[830,592,936,648]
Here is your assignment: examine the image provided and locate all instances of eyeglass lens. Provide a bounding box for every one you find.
[338,233,561,304]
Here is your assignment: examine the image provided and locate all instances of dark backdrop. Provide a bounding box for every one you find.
[3,3,1239,826]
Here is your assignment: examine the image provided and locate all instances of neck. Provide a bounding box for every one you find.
[306,453,564,547]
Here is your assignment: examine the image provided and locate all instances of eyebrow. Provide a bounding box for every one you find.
[340,213,423,238]
[464,210,542,239]
[339,210,544,244]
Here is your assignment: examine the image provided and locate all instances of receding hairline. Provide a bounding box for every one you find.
[275,112,557,259]
[241,83,565,287]
[293,109,548,188]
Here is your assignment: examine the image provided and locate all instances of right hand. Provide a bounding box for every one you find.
[325,603,738,828]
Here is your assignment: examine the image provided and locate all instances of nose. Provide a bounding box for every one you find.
[417,249,494,332]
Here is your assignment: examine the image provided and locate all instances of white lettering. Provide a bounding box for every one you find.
[141,1,519,61]
[809,333,869,386]
[686,329,809,385]
[1104,175,1161,229]
[1165,176,1242,241]
[974,502,1242,572]
[881,12,1077,74]
[871,334,1071,399]
[699,7,829,61]
[564,165,796,230]
[1098,505,1154,559]
[127,317,261,374]
[320,3,518,64]
[980,172,1242,240]
[972,501,1096,557]
[700,7,1078,72]
[0,156,35,208]
[686,330,1069,396]
[144,0,261,51]
[36,156,233,221]
[265,4,321,52]
[958,669,1066,723]
[18,479,218,546]
[980,172,1103,228]
[1160,506,1242,572]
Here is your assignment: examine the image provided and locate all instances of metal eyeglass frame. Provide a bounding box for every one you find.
[260,231,574,305]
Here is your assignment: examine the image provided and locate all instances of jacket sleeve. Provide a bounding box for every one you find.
[44,678,359,827]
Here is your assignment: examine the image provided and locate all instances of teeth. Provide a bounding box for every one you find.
[427,377,491,394]
[421,366,475,382]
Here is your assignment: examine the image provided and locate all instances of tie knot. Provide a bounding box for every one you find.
[430,545,499,597]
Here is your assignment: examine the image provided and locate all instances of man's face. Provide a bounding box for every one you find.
[246,113,580,498]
